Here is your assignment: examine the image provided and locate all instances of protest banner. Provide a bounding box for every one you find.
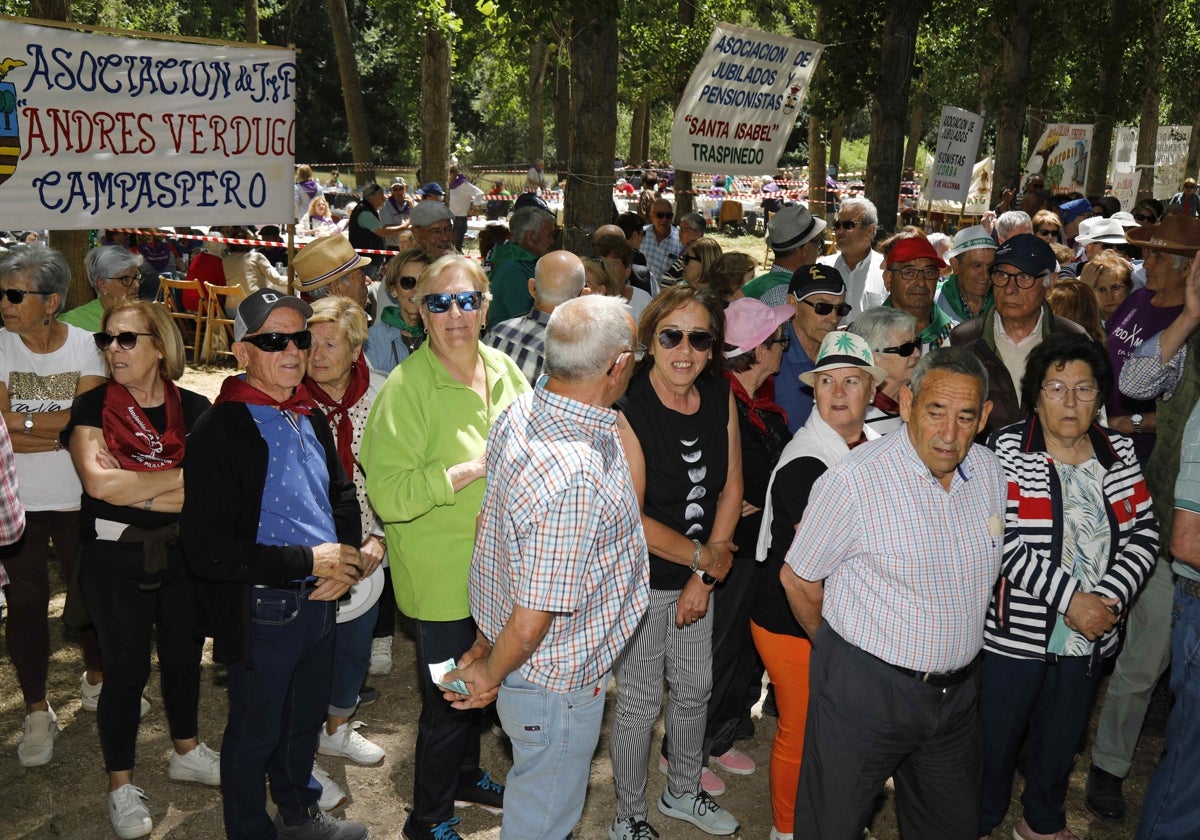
[1111,168,1142,212]
[670,23,823,176]
[927,105,983,206]
[0,16,296,230]
[921,154,992,216]
[1023,124,1093,194]
[1112,125,1192,201]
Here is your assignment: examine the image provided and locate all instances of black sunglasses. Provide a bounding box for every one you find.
[801,300,853,317]
[654,212,672,219]
[1035,228,1059,237]
[396,275,418,291]
[765,334,791,351]
[833,220,860,231]
[0,288,52,305]
[657,328,715,353]
[680,253,699,264]
[241,330,312,352]
[1133,213,1157,223]
[424,291,484,314]
[94,331,153,351]
[876,341,919,357]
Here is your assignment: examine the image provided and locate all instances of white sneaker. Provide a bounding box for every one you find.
[167,742,221,786]
[312,762,347,811]
[368,636,393,676]
[770,829,794,840]
[17,705,58,767]
[318,720,384,765]
[80,672,151,718]
[108,784,152,839]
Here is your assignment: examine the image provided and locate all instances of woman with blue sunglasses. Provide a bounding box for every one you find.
[362,255,528,840]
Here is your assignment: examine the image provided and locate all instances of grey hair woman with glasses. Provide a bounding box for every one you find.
[0,246,107,768]
[850,306,921,435]
[60,246,144,333]
[978,333,1158,840]
[361,255,527,840]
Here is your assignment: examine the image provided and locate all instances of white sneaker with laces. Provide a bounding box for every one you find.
[312,762,347,811]
[18,705,58,767]
[80,672,151,718]
[318,720,385,765]
[108,784,153,839]
[368,636,393,675]
[770,828,794,840]
[167,742,221,786]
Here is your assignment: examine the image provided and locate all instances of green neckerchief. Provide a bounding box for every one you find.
[381,306,424,336]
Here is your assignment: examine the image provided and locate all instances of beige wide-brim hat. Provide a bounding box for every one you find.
[1125,214,1200,257]
[292,234,372,292]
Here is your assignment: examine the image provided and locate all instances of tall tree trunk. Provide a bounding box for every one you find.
[903,101,925,178]
[993,0,1035,206]
[528,36,549,164]
[552,55,571,177]
[420,23,451,194]
[325,0,375,188]
[32,0,89,308]
[672,0,696,217]
[629,94,649,165]
[642,110,651,164]
[865,0,924,231]
[244,0,259,44]
[809,116,829,224]
[1085,1,1130,197]
[828,114,844,174]
[562,5,619,255]
[1186,110,1200,186]
[1135,0,1167,201]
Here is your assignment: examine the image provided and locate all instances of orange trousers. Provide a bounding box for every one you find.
[751,620,812,835]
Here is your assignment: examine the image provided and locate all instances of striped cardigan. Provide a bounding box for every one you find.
[985,417,1159,664]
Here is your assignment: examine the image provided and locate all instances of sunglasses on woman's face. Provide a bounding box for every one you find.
[94,331,153,351]
[240,330,313,352]
[396,275,419,291]
[656,328,715,353]
[0,288,52,305]
[876,341,919,357]
[424,291,484,314]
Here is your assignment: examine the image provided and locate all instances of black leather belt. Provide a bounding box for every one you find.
[873,652,977,687]
[1180,578,1200,599]
[254,580,314,592]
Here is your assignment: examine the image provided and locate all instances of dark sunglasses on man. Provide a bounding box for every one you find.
[240,330,313,352]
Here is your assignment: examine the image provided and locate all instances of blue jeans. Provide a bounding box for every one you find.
[497,671,608,840]
[329,602,380,716]
[1136,581,1200,840]
[222,588,335,840]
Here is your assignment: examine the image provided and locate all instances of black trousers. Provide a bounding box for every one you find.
[705,557,761,757]
[795,626,983,840]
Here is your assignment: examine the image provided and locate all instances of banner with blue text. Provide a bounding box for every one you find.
[0,19,296,229]
[670,23,823,177]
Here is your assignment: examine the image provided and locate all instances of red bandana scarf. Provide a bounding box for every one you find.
[214,375,316,415]
[726,370,788,435]
[101,379,187,471]
[303,351,370,479]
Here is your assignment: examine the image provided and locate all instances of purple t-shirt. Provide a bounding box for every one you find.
[1105,287,1181,463]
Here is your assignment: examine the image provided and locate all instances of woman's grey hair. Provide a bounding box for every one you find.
[543,296,634,381]
[510,206,554,245]
[0,246,71,313]
[840,196,878,227]
[910,346,988,398]
[85,246,142,289]
[849,307,918,352]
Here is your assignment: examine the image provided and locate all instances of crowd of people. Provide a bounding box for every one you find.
[2,168,1200,840]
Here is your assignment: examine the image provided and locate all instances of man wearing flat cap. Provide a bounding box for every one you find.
[742,204,827,308]
[409,200,458,260]
[183,288,367,840]
[777,264,851,433]
[293,235,373,312]
[950,233,1086,434]
[379,178,413,247]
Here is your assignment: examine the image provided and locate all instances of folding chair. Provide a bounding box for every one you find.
[717,199,745,235]
[157,277,205,365]
[202,283,243,364]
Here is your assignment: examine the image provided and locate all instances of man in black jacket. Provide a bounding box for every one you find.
[183,289,367,840]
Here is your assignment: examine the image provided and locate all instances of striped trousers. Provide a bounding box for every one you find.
[610,586,713,820]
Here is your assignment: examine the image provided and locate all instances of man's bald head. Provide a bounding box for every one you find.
[533,251,586,311]
[593,224,625,244]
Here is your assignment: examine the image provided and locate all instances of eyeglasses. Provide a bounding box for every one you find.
[1035,228,1059,238]
[105,274,141,287]
[765,334,791,351]
[94,331,153,350]
[801,299,853,317]
[423,291,484,313]
[833,220,861,231]
[1041,381,1099,402]
[395,275,419,291]
[0,288,52,304]
[990,268,1041,289]
[1094,283,1130,296]
[876,341,919,357]
[1133,213,1157,223]
[680,253,699,264]
[606,344,647,375]
[423,224,454,237]
[889,265,940,282]
[657,328,715,353]
[240,330,313,352]
[654,212,672,219]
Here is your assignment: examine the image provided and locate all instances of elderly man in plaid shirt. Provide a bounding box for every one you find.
[445,295,649,840]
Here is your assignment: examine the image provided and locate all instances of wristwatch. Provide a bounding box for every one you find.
[1131,413,1143,434]
[23,411,33,434]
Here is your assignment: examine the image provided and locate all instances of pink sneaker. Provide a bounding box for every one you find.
[657,754,727,796]
[1013,817,1080,840]
[709,747,756,775]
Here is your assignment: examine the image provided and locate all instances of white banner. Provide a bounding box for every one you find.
[1111,168,1142,212]
[1112,125,1192,201]
[921,154,993,216]
[670,23,823,176]
[927,105,984,205]
[0,19,296,230]
[1023,123,1093,194]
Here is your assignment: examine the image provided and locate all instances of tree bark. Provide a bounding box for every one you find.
[629,93,649,165]
[552,54,571,177]
[325,0,375,188]
[561,5,619,255]
[528,36,549,164]
[1084,0,1130,197]
[903,101,925,178]
[993,0,1035,206]
[1186,110,1200,186]
[1135,0,1167,201]
[828,114,844,175]
[671,0,696,217]
[865,0,924,232]
[244,0,259,44]
[420,22,452,194]
[809,116,829,223]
